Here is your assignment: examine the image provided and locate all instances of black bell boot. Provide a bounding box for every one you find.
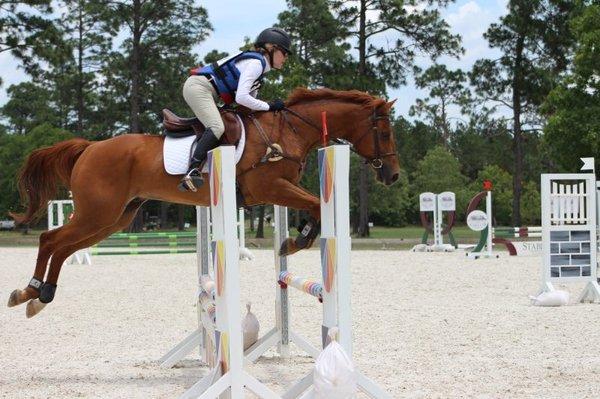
[178,128,221,192]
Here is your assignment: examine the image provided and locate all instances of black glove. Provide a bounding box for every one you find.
[268,99,285,111]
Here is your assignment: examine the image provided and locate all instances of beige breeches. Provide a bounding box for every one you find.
[182,75,225,138]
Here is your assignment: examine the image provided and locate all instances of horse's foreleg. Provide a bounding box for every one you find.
[252,179,321,256]
[21,199,145,318]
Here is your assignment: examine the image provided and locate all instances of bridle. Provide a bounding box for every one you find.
[282,107,395,170]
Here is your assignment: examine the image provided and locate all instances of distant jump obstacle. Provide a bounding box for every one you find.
[541,157,600,302]
[465,180,499,259]
[492,226,542,256]
[90,209,250,257]
[413,191,457,252]
[465,186,543,256]
[163,145,390,398]
[47,200,91,265]
[48,201,250,260]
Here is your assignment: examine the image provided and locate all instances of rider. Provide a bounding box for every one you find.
[179,27,292,191]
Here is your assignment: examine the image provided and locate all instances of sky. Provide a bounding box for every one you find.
[0,0,508,119]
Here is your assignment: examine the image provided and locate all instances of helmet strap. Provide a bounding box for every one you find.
[267,48,275,68]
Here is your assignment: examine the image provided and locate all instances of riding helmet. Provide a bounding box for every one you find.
[255,27,292,54]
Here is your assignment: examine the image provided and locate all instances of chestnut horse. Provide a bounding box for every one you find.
[8,88,400,318]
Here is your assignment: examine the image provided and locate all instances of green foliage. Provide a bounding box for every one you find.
[411,146,470,218]
[520,180,541,225]
[203,50,229,64]
[332,0,463,90]
[0,124,74,218]
[278,0,356,90]
[1,83,58,134]
[0,1,59,68]
[469,0,581,224]
[348,154,411,227]
[473,165,513,225]
[410,64,470,143]
[94,0,213,135]
[543,4,600,170]
[450,118,513,180]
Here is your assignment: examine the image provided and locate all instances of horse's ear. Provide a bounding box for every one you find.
[386,99,397,109]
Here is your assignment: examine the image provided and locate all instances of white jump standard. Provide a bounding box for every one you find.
[244,145,391,398]
[540,157,600,302]
[179,146,279,398]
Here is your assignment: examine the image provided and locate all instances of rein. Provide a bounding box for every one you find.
[282,107,395,169]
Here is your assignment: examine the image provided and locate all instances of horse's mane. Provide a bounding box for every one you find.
[286,87,386,109]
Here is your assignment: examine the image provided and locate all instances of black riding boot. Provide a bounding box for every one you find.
[178,129,220,192]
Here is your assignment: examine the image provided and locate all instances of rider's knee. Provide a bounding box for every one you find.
[209,121,225,138]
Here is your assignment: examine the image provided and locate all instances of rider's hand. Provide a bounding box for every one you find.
[268,99,285,111]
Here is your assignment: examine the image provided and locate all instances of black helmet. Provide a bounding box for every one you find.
[255,27,292,54]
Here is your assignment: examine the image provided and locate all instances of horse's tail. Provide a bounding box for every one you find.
[10,138,92,225]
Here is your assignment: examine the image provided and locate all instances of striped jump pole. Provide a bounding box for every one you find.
[492,226,542,256]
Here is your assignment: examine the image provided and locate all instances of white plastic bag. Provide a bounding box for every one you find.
[529,290,570,306]
[313,327,357,399]
[239,247,254,261]
[242,303,260,350]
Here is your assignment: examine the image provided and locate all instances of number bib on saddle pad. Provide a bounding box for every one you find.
[162,114,247,175]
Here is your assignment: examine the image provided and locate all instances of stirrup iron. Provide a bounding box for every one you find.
[178,168,204,192]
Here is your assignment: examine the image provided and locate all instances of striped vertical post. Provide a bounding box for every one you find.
[179,147,279,399]
[318,145,352,353]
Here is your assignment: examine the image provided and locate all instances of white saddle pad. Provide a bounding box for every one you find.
[163,114,246,175]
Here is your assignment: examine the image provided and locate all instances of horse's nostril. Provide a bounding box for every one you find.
[391,173,399,183]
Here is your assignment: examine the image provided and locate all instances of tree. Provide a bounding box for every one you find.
[543,4,600,170]
[410,64,470,146]
[411,146,470,218]
[278,0,356,90]
[473,164,513,226]
[98,0,212,133]
[1,82,58,134]
[0,124,73,220]
[331,0,463,237]
[394,117,442,174]
[0,1,58,73]
[470,0,582,225]
[54,0,113,136]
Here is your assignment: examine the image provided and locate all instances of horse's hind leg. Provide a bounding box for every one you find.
[23,199,145,318]
[7,226,67,308]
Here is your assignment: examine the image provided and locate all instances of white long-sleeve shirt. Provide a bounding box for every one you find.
[234,57,271,111]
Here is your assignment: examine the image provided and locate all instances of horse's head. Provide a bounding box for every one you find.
[284,88,400,185]
[347,99,400,186]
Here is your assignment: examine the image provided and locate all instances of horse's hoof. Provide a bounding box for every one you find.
[25,299,46,318]
[279,238,299,257]
[8,289,24,307]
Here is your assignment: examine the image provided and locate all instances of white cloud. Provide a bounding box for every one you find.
[445,1,499,63]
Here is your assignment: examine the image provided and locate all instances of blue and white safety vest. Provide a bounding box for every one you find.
[190,51,267,104]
